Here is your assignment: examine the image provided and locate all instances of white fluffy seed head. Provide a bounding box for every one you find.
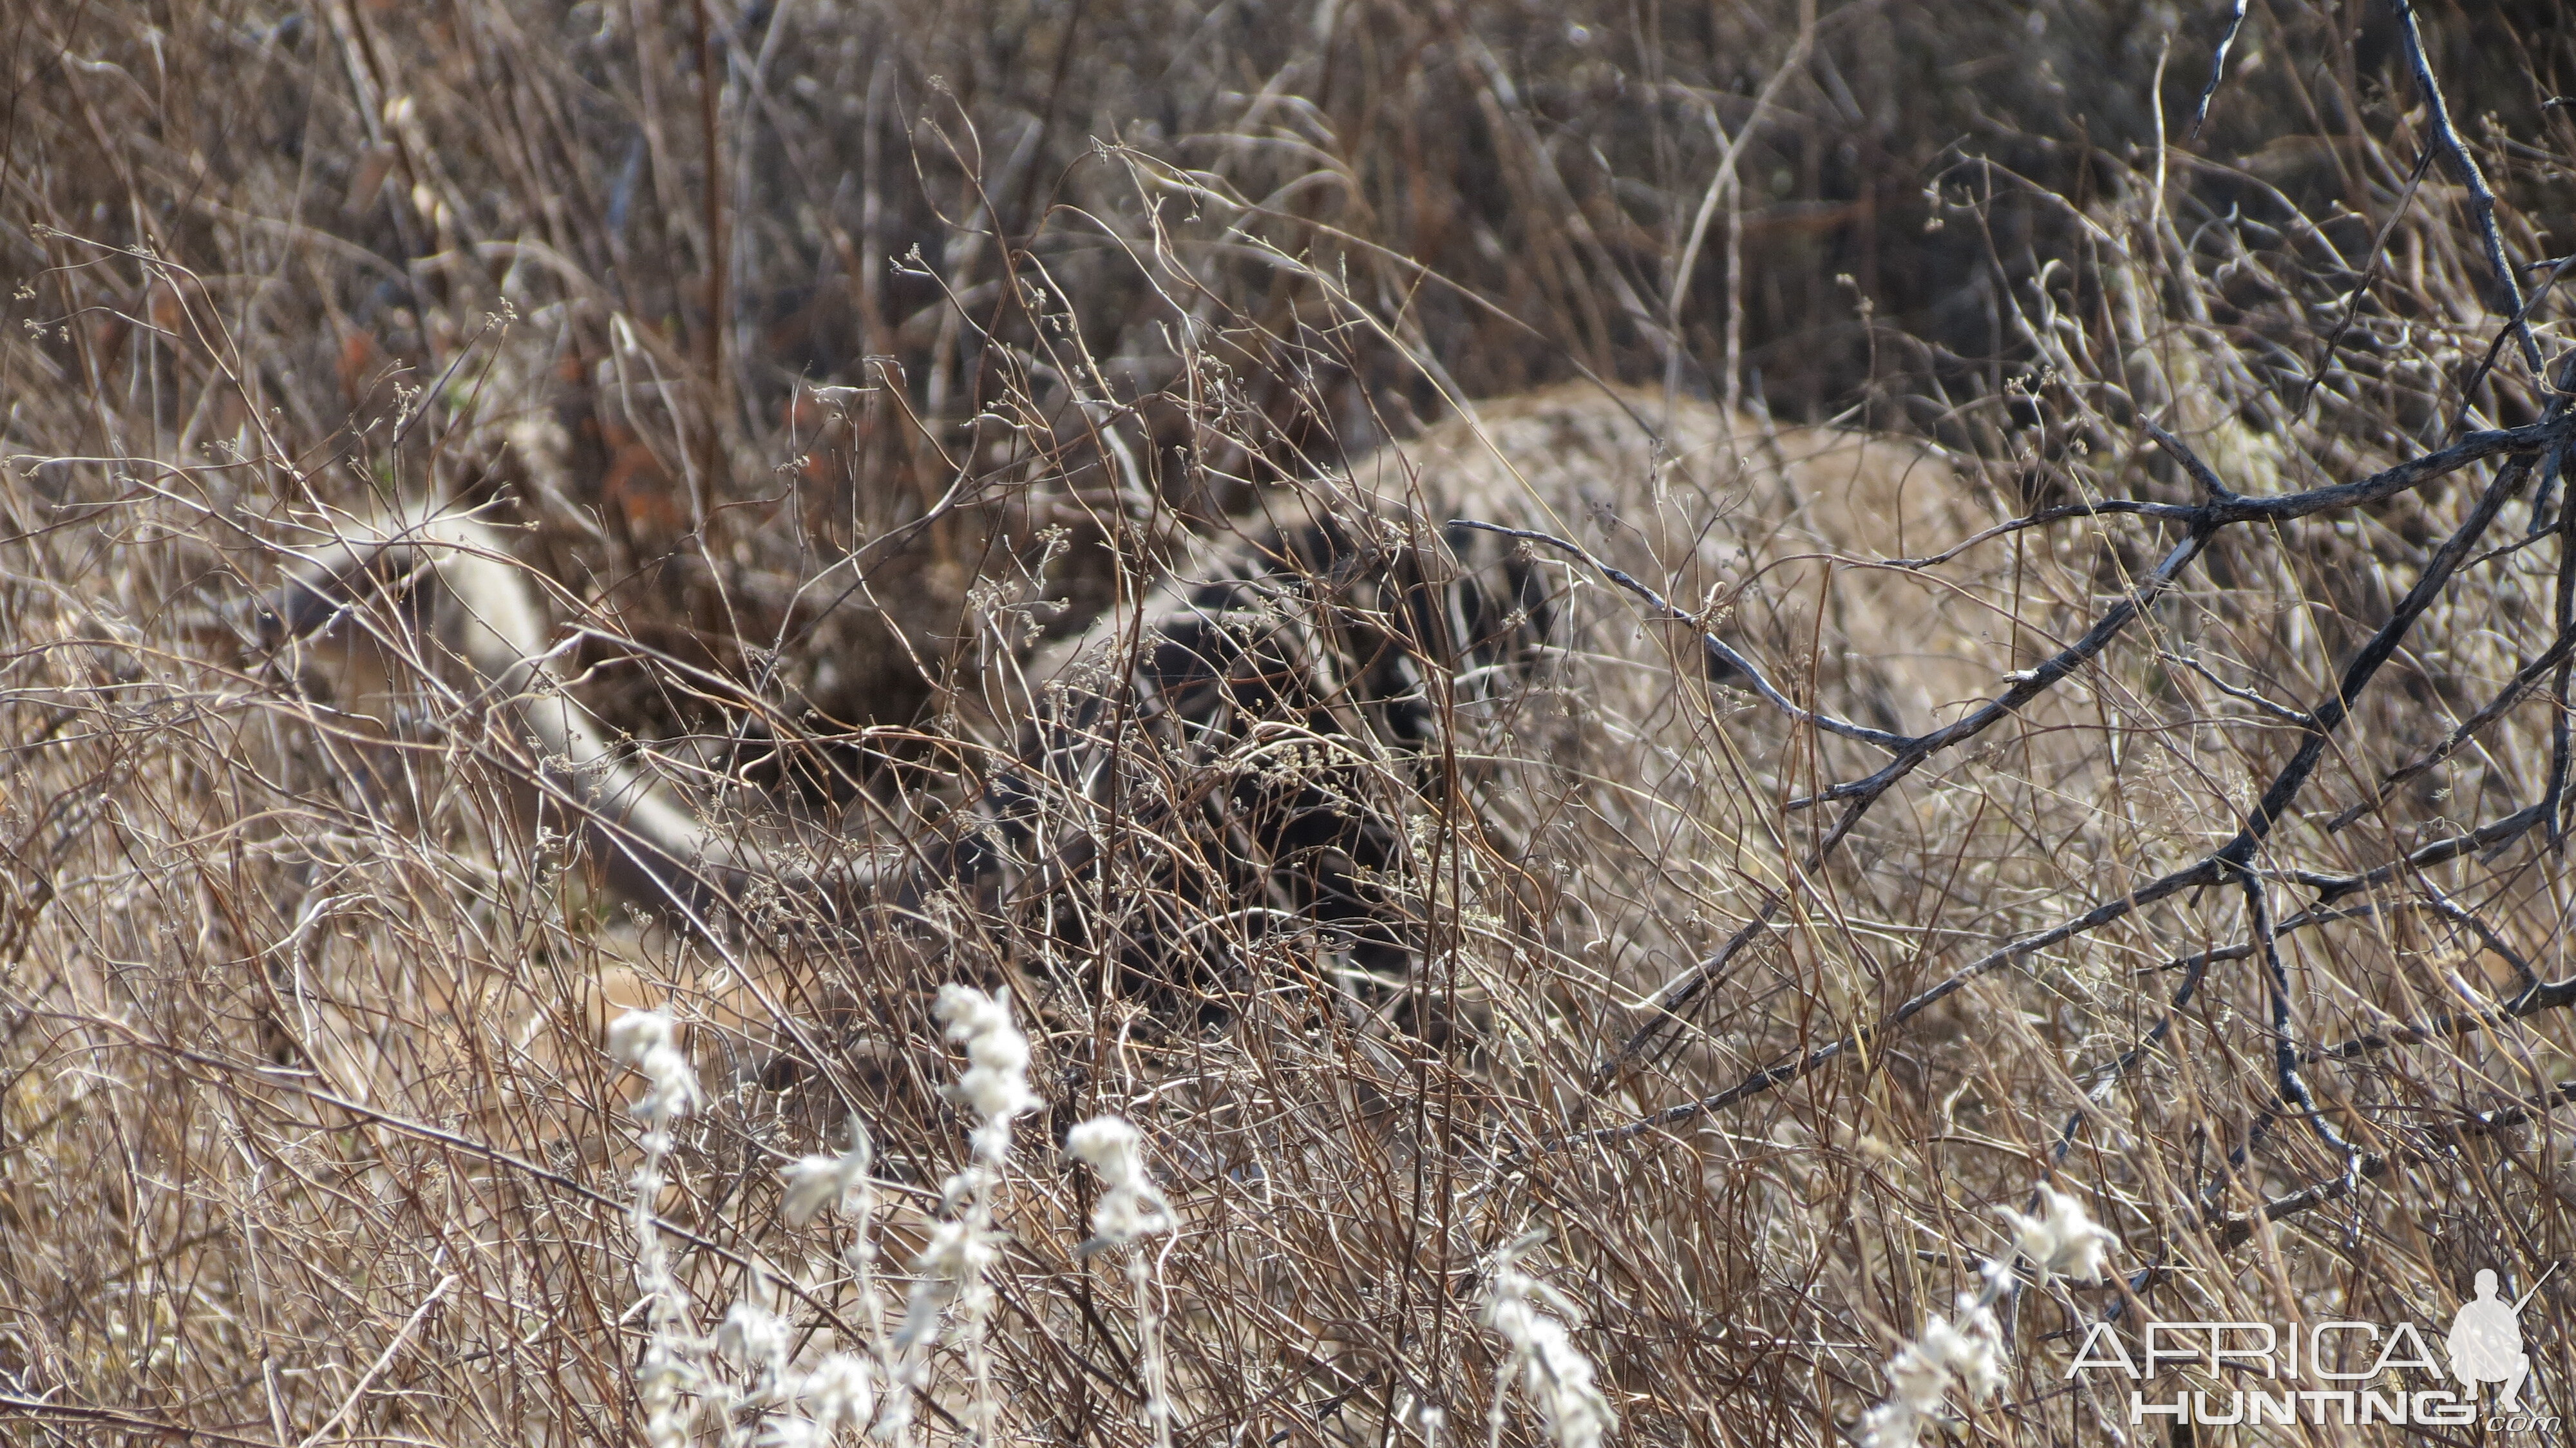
[894,1217,1000,1349]
[607,1009,676,1064]
[717,1298,788,1370]
[1997,1186,2117,1286]
[792,1353,875,1436]
[1862,1297,2005,1448]
[781,1116,874,1228]
[780,1154,855,1228]
[607,1010,701,1129]
[1065,1115,1141,1173]
[631,1047,702,1126]
[933,984,1039,1160]
[1479,1237,1616,1448]
[1066,1114,1175,1247]
[1859,1181,2105,1448]
[1857,1400,1922,1448]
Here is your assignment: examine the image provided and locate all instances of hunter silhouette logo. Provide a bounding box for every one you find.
[2450,1269,2540,1413]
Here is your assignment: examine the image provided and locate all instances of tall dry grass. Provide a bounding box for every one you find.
[7,1,2576,1445]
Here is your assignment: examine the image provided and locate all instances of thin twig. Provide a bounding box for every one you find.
[1447,519,1909,752]
[295,1274,458,1448]
[2325,624,2576,832]
[2188,1,2249,137]
[2244,870,2362,1167]
[2393,0,2540,372]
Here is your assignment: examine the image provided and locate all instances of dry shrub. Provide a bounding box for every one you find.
[7,2,2576,1445]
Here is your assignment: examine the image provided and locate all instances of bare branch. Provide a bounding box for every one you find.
[2393,0,2541,371]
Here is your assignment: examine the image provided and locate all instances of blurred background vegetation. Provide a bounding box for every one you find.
[13,0,2567,752]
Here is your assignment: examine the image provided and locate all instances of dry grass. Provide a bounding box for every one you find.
[8,1,2576,1444]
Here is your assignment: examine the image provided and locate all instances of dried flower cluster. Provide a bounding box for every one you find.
[1998,1186,2119,1289]
[1479,1235,1617,1448]
[1859,1185,2119,1448]
[1857,1304,2007,1448]
[611,1020,891,1448]
[888,986,1042,1445]
[608,1011,710,1448]
[1066,1115,1176,1250]
[782,1117,876,1229]
[1067,1114,1178,1445]
[936,983,1041,1163]
[608,1008,704,1145]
